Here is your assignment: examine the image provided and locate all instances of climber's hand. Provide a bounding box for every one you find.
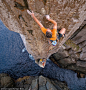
[27,10,34,17]
[46,15,50,20]
[30,11,34,18]
[27,10,31,15]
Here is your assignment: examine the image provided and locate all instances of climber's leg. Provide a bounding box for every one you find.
[48,40,52,44]
[57,28,66,40]
[59,28,66,36]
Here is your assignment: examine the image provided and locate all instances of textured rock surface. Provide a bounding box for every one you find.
[0,0,86,60]
[15,75,69,90]
[0,73,69,90]
[50,20,86,74]
[0,73,15,88]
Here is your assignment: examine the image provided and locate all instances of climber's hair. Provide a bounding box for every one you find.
[46,31,52,38]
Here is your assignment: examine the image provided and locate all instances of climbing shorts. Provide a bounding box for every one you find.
[50,30,65,46]
[57,32,62,40]
[50,32,62,46]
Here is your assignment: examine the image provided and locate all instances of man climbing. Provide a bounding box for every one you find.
[27,10,66,46]
[27,10,66,68]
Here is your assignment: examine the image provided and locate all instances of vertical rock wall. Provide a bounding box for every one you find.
[0,73,69,89]
[0,0,86,60]
[51,19,86,74]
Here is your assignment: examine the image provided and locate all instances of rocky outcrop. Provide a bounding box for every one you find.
[0,73,15,88]
[50,20,86,75]
[0,0,86,60]
[0,73,69,90]
[15,75,69,90]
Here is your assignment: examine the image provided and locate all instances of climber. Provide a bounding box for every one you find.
[27,10,66,67]
[27,10,66,46]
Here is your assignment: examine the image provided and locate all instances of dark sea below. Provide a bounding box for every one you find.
[0,20,86,90]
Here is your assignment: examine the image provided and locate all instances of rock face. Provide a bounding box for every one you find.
[0,0,86,60]
[0,73,15,88]
[15,75,69,90]
[50,20,86,74]
[0,73,69,89]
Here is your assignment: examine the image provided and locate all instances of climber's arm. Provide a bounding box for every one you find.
[46,15,57,29]
[48,19,57,29]
[27,10,43,28]
[32,15,43,28]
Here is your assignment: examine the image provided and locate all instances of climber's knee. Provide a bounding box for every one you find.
[59,28,66,35]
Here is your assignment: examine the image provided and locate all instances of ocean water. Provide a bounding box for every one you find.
[0,20,86,90]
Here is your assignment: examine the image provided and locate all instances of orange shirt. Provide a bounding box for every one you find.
[41,27,57,41]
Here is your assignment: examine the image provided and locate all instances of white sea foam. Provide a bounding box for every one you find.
[22,47,26,53]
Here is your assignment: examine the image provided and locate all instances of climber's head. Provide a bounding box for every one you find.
[46,29,52,38]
